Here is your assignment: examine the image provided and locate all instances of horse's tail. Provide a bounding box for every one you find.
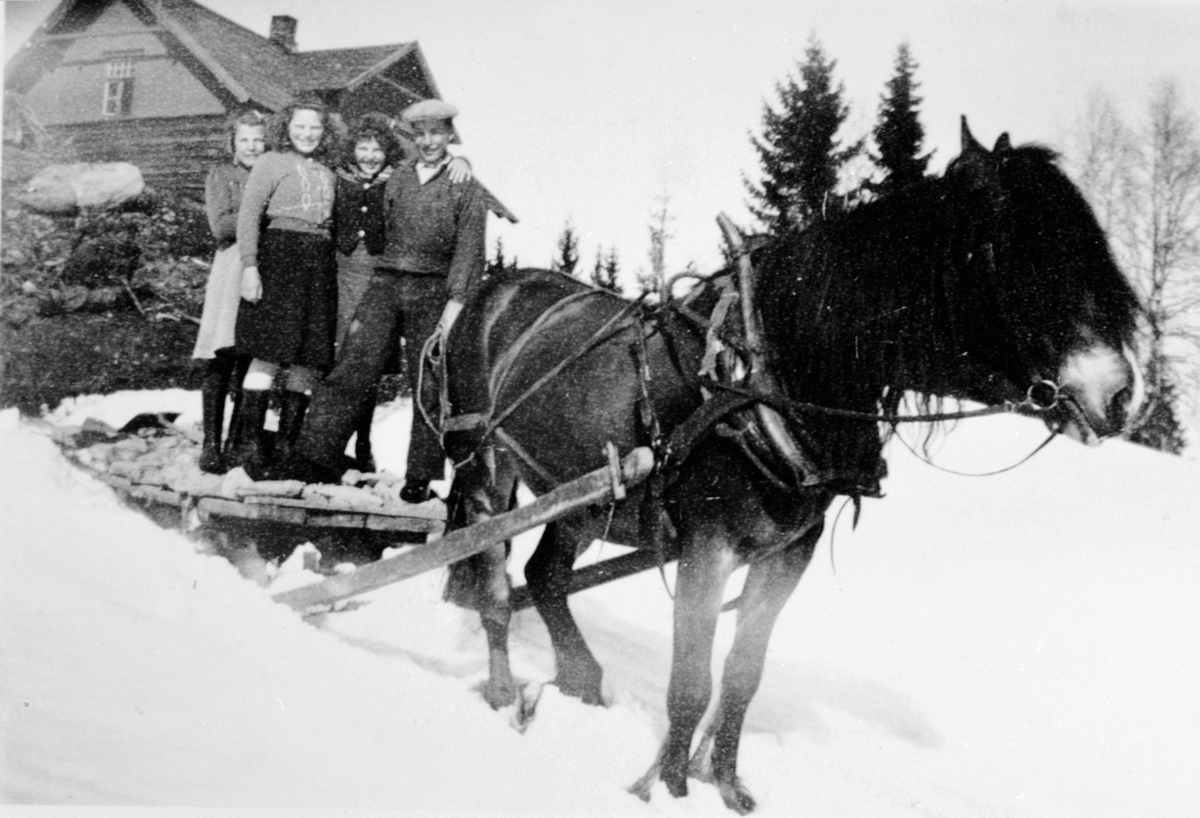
[443,551,495,610]
[441,456,516,611]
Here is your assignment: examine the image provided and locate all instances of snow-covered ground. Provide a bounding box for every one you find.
[1,391,1197,816]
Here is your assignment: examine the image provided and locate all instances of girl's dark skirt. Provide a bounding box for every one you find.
[235,229,336,371]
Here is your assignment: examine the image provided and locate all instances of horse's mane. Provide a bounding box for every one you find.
[752,142,1140,470]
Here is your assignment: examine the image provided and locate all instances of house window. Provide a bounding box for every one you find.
[103,59,135,116]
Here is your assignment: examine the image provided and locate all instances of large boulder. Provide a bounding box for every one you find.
[15,162,144,214]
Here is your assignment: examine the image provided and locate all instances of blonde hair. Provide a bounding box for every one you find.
[225,109,268,156]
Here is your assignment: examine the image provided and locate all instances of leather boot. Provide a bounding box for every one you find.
[198,358,233,474]
[274,390,310,465]
[225,388,270,475]
[400,479,431,504]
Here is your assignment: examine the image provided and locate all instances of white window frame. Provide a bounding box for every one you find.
[102,59,135,116]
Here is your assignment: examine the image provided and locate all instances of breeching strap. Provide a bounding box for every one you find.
[474,294,648,448]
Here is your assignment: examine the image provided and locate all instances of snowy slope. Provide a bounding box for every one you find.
[1,393,1197,816]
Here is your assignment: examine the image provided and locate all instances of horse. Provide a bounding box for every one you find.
[434,119,1144,813]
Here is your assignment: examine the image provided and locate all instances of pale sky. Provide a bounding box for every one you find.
[5,0,1200,285]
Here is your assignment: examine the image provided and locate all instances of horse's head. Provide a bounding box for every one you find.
[942,118,1144,444]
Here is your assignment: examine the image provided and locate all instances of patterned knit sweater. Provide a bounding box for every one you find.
[376,162,487,301]
[237,150,335,268]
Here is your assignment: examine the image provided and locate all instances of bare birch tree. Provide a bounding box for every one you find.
[639,192,675,297]
[1068,80,1200,452]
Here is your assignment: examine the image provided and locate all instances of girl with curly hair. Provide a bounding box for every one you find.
[331,112,472,470]
[226,98,339,471]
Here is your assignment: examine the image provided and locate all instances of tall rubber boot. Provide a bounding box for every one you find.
[198,358,233,474]
[353,395,376,473]
[274,390,310,466]
[222,355,252,463]
[225,389,270,475]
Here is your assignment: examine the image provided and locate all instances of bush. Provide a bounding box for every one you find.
[0,310,202,413]
[1,190,213,328]
[1,191,214,412]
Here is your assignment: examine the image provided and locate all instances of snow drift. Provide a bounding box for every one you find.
[1,391,1197,816]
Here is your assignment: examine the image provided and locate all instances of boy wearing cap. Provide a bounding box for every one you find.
[277,100,487,499]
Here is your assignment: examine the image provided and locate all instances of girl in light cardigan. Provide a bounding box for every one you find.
[192,109,266,473]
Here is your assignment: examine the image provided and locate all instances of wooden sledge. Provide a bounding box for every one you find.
[52,418,446,534]
[51,414,660,615]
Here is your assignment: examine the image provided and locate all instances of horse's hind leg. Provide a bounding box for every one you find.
[445,453,520,710]
[689,519,824,814]
[524,520,604,705]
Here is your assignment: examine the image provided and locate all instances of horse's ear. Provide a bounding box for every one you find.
[960,116,987,155]
[993,133,1012,153]
[949,116,1002,195]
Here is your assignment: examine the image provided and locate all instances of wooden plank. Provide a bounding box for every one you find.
[306,512,365,530]
[245,493,446,521]
[197,497,306,525]
[131,484,183,507]
[508,547,675,612]
[244,494,335,510]
[272,447,654,612]
[364,515,443,533]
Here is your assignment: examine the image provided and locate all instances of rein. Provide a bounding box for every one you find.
[703,378,1060,426]
[895,428,1059,477]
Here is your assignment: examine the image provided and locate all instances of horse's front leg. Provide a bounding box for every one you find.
[630,535,735,802]
[689,518,823,814]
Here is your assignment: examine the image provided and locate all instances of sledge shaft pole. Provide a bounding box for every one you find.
[272,447,655,612]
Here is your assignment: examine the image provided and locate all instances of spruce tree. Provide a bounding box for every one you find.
[591,246,621,293]
[485,237,507,276]
[554,220,580,276]
[747,34,863,232]
[871,42,933,196]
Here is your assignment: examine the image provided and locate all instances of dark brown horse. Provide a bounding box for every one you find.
[436,121,1143,813]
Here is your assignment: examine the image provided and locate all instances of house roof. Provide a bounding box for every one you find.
[3,0,516,222]
[5,0,436,111]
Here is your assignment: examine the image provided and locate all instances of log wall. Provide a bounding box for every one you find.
[52,114,228,199]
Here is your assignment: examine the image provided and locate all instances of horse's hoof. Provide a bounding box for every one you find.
[509,682,543,733]
[478,680,518,711]
[554,678,604,707]
[717,778,757,815]
[553,664,604,705]
[628,755,664,803]
[626,780,653,803]
[484,690,516,710]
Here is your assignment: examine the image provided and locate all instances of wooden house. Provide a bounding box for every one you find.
[4,0,451,199]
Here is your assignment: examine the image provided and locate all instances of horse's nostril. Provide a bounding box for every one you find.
[1109,386,1132,431]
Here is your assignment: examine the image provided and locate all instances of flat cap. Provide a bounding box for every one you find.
[401,99,459,123]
